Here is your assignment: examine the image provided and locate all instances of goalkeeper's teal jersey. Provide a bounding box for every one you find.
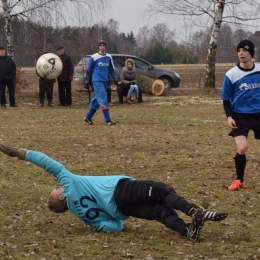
[27,151,134,232]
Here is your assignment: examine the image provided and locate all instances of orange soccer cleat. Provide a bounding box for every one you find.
[228,180,243,191]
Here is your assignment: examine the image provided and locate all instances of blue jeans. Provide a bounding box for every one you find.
[0,79,15,106]
[127,85,139,98]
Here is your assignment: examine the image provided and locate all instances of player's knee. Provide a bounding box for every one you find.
[237,146,247,154]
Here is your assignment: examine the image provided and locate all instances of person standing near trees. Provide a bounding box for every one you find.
[37,75,55,107]
[221,39,260,191]
[57,46,74,107]
[84,40,119,126]
[0,46,17,107]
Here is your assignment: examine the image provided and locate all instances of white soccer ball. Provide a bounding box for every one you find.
[36,53,63,79]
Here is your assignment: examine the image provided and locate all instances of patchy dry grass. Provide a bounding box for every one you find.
[0,67,260,259]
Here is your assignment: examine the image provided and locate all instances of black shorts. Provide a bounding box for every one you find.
[229,112,260,139]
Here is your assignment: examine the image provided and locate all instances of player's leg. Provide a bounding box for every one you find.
[95,82,115,125]
[115,179,194,211]
[84,90,99,125]
[116,201,203,238]
[115,180,228,222]
[228,135,247,191]
[228,113,249,191]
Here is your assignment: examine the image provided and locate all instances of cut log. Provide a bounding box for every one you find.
[151,79,165,96]
[137,75,165,96]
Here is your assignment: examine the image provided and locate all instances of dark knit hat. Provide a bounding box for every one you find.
[57,45,64,50]
[98,40,107,48]
[237,39,255,57]
[0,46,5,50]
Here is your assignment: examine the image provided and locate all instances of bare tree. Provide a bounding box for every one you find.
[136,26,151,55]
[146,0,260,88]
[0,0,107,59]
[190,29,210,63]
[150,23,175,47]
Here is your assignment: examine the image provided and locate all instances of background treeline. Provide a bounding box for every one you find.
[0,15,260,66]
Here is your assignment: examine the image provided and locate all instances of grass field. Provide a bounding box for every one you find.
[1,65,260,259]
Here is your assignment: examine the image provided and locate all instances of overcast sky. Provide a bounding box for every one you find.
[106,0,172,36]
[104,0,260,43]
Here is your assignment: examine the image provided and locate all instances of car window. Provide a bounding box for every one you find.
[131,58,150,69]
[112,56,125,67]
[77,57,88,66]
[76,57,90,72]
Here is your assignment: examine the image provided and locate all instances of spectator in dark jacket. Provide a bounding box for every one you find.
[57,46,74,107]
[0,47,17,107]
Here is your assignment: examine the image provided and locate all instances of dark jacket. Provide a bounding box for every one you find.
[57,53,74,82]
[0,55,16,82]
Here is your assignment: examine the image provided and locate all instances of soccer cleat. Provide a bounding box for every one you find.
[187,208,204,239]
[84,117,93,125]
[106,120,116,126]
[228,180,243,191]
[202,209,228,221]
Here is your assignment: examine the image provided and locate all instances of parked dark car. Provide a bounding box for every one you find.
[73,54,181,89]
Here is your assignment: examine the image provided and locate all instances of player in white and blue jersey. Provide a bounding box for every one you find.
[221,39,260,191]
[84,40,119,126]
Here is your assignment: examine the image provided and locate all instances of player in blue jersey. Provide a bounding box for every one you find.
[0,143,228,239]
[84,40,119,126]
[221,39,260,191]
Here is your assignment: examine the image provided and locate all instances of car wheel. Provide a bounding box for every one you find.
[159,76,173,89]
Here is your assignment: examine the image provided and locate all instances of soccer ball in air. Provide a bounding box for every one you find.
[36,53,63,79]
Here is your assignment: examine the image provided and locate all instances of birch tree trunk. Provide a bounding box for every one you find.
[204,0,225,88]
[2,0,14,59]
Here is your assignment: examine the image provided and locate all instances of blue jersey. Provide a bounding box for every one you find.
[221,63,260,114]
[26,151,134,232]
[88,53,117,83]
